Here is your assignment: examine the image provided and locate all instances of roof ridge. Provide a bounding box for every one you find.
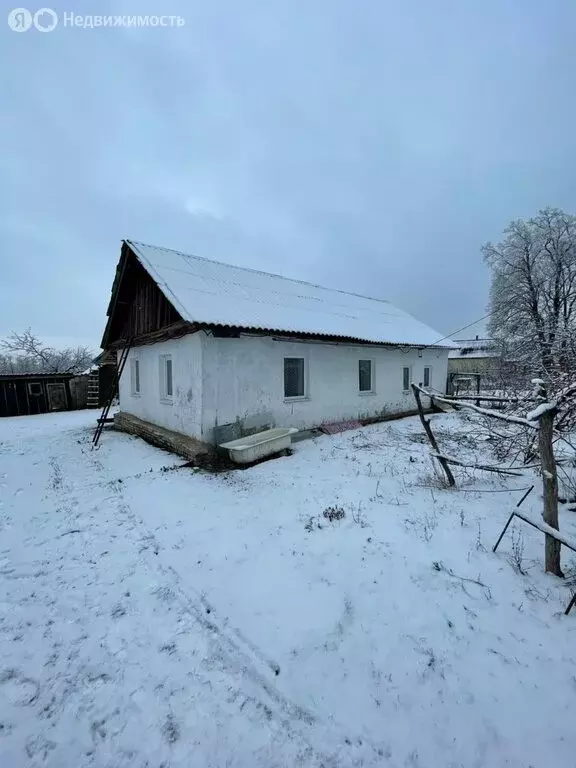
[125,239,395,308]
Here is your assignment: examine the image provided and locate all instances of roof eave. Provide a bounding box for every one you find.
[199,323,453,349]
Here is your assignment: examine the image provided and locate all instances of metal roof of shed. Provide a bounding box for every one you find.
[448,338,499,359]
[0,372,75,380]
[125,240,454,348]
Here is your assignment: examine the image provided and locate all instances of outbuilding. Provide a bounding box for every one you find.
[447,336,503,394]
[0,372,74,417]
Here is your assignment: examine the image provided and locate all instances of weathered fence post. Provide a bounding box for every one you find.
[411,384,456,487]
[530,381,563,577]
[538,406,563,576]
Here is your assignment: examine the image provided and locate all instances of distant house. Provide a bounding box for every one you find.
[100,240,454,457]
[448,337,501,372]
[447,337,503,393]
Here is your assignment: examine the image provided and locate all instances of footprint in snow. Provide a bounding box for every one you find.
[90,718,107,743]
[159,642,177,655]
[83,672,111,689]
[110,604,127,619]
[0,669,40,706]
[25,735,56,760]
[162,714,180,745]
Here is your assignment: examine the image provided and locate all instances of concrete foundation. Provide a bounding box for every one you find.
[114,411,212,461]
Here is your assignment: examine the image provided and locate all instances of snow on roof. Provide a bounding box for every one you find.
[448,338,498,359]
[0,372,75,379]
[126,240,454,348]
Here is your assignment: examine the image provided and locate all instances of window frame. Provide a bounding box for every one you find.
[402,366,411,392]
[130,358,141,396]
[27,382,42,396]
[283,356,307,400]
[358,358,375,394]
[159,354,173,403]
[423,366,432,388]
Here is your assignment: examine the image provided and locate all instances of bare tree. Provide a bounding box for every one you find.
[483,208,576,377]
[0,329,94,374]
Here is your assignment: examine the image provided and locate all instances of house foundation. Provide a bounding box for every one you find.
[114,412,212,461]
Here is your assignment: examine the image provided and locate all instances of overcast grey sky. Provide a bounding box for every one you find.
[1,0,575,351]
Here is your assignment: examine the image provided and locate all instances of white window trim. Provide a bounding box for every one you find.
[159,354,173,404]
[130,357,141,397]
[358,358,376,395]
[402,365,412,392]
[283,356,308,401]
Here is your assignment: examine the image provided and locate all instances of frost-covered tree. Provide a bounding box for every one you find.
[0,329,94,374]
[483,208,576,375]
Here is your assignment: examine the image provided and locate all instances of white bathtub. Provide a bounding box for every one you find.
[219,427,298,464]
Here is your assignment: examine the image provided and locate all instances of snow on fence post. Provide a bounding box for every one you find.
[528,380,563,577]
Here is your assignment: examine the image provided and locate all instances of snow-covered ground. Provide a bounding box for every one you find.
[1,409,576,767]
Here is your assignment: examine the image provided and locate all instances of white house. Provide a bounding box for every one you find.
[101,240,453,456]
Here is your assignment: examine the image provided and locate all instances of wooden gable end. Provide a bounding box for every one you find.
[102,243,193,349]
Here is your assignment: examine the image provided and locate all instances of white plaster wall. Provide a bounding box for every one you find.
[201,335,449,441]
[118,333,203,439]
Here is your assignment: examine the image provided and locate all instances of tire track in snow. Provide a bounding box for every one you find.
[93,461,320,723]
[86,445,384,765]
[39,445,331,766]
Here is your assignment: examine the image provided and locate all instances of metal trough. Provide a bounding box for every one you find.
[219,427,298,464]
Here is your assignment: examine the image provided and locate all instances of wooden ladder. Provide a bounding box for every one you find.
[92,343,131,448]
[86,371,99,408]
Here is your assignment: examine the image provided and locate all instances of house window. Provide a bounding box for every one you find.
[403,366,411,391]
[130,359,140,395]
[423,366,431,388]
[28,383,42,396]
[284,357,305,398]
[160,355,173,400]
[358,360,373,392]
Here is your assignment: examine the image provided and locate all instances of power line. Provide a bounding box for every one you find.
[426,312,492,349]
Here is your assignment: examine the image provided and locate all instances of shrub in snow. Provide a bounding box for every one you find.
[323,505,346,522]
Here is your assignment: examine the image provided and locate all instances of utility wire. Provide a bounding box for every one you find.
[425,312,492,349]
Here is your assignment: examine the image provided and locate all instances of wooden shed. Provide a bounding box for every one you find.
[0,373,74,418]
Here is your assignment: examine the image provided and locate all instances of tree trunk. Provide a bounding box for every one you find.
[538,409,563,577]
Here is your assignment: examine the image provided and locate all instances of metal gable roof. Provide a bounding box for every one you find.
[125,239,454,348]
[448,338,499,359]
